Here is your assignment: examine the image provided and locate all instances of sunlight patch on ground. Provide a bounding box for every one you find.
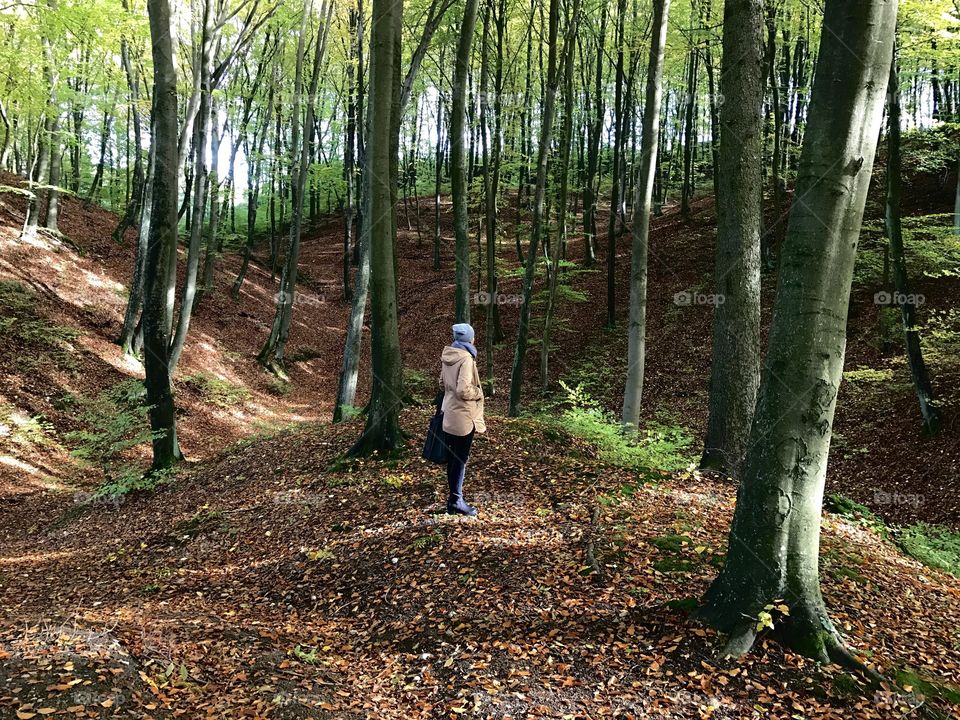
[0,548,79,567]
[0,454,41,474]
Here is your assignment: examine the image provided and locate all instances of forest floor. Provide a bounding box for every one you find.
[0,157,959,717]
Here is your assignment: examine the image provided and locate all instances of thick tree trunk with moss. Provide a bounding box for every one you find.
[699,0,897,661]
[621,0,671,429]
[699,0,764,475]
[349,0,404,454]
[450,0,480,325]
[143,0,182,469]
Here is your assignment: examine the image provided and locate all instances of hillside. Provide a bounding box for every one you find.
[1,410,960,718]
[1,150,959,717]
[1,156,958,528]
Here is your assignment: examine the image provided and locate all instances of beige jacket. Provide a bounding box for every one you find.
[439,346,486,436]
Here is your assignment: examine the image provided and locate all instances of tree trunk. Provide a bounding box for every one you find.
[350,0,405,454]
[120,116,155,355]
[582,12,607,268]
[168,0,216,372]
[699,0,764,476]
[698,0,896,661]
[450,0,481,325]
[541,0,583,390]
[143,0,183,469]
[621,0,671,429]
[605,0,627,328]
[680,13,699,222]
[259,0,333,370]
[885,50,940,435]
[508,0,560,417]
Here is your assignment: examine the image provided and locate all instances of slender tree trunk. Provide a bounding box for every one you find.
[120,116,155,354]
[144,0,183,469]
[86,108,113,202]
[343,8,359,301]
[113,33,145,244]
[621,0,671,429]
[605,0,627,328]
[698,0,896,661]
[508,0,560,417]
[680,12,698,222]
[582,12,607,268]
[699,0,764,475]
[260,0,333,370]
[433,69,445,273]
[541,0,582,390]
[885,50,940,435]
[168,0,216,372]
[450,0,481,325]
[762,3,784,269]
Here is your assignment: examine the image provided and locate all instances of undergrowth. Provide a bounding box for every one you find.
[182,372,251,407]
[542,381,695,474]
[64,379,167,501]
[827,494,960,578]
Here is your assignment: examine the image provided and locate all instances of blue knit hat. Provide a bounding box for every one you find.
[452,323,475,343]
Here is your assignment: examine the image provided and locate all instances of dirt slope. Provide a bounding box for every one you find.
[1,411,958,718]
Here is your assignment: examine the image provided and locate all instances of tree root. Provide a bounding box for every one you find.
[583,506,603,580]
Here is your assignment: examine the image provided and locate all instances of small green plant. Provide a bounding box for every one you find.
[843,367,894,384]
[409,530,443,551]
[0,281,81,362]
[898,523,960,578]
[90,465,176,503]
[403,367,435,402]
[181,372,250,407]
[546,381,695,473]
[381,472,411,489]
[894,667,960,705]
[305,548,336,562]
[0,402,56,448]
[65,379,164,494]
[825,494,887,536]
[292,645,323,665]
[265,377,292,396]
[335,404,363,421]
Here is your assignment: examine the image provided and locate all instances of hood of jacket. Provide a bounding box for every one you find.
[442,345,471,366]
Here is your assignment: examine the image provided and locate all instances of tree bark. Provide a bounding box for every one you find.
[582,12,607,268]
[143,0,183,469]
[698,0,896,661]
[621,0,671,429]
[541,0,583,390]
[885,49,940,435]
[699,0,764,476]
[350,0,405,454]
[259,0,333,370]
[508,0,561,417]
[450,0,481,325]
[605,0,627,328]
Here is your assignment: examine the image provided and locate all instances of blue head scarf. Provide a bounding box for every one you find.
[451,323,477,358]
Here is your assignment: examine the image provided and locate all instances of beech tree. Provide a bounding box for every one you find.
[349,0,404,454]
[699,0,897,660]
[143,0,182,469]
[699,0,764,475]
[621,0,671,430]
[449,0,480,325]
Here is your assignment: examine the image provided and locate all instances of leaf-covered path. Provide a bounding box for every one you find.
[2,411,959,718]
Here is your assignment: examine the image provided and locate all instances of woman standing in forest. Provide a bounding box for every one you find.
[439,323,486,516]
